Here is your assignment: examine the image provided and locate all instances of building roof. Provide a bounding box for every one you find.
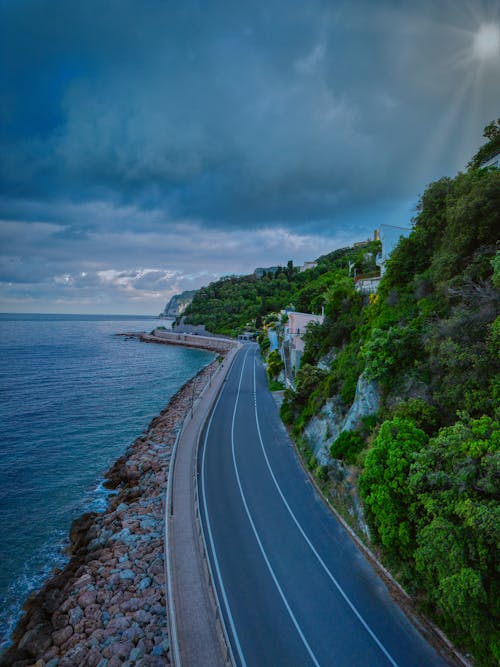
[287,311,323,334]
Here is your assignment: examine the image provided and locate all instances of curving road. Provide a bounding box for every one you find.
[199,345,449,667]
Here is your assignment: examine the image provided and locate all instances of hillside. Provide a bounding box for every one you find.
[279,141,499,664]
[181,124,499,665]
[181,244,381,336]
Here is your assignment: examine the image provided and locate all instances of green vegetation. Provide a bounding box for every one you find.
[268,379,285,391]
[181,267,298,337]
[182,122,499,663]
[280,124,499,664]
[330,430,364,464]
[266,349,284,381]
[181,244,380,337]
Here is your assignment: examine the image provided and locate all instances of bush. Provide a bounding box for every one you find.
[330,431,365,464]
[268,379,285,391]
[280,399,294,425]
[294,364,327,405]
[267,349,284,380]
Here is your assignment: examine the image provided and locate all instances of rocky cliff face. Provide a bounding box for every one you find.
[161,290,197,318]
[304,373,379,465]
[303,373,379,538]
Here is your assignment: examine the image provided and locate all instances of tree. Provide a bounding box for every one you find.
[483,118,500,141]
[359,418,428,559]
[330,430,364,464]
[408,416,500,663]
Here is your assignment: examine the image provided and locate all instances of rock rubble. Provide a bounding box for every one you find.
[1,357,221,667]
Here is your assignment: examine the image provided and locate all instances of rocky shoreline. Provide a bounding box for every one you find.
[1,355,222,667]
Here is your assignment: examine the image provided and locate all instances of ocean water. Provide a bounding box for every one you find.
[0,314,213,648]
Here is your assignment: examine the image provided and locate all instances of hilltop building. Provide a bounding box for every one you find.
[375,223,411,277]
[481,150,499,169]
[354,274,382,295]
[300,261,318,272]
[352,226,410,294]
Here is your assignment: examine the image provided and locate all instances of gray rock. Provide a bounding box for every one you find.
[139,518,157,530]
[78,590,97,608]
[342,373,379,432]
[137,577,151,591]
[129,646,145,661]
[112,528,139,546]
[120,597,142,612]
[87,536,107,551]
[107,641,131,661]
[69,605,83,626]
[84,647,103,667]
[119,568,136,580]
[149,603,165,616]
[52,624,73,647]
[18,623,52,655]
[304,372,379,464]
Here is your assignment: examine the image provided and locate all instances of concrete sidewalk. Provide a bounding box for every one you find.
[165,345,240,667]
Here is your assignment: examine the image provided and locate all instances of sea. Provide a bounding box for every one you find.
[0,314,214,649]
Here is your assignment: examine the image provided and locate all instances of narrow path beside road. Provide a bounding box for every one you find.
[166,345,239,667]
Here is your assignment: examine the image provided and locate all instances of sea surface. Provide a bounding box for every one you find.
[0,314,213,648]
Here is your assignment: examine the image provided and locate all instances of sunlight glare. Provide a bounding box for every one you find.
[472,23,500,60]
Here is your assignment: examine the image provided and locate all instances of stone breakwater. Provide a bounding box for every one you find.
[140,330,233,355]
[1,357,222,667]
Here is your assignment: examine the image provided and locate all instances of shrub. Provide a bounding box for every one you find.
[330,431,365,464]
[280,399,294,425]
[267,349,283,380]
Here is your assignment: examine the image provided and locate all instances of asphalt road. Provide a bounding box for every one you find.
[199,345,449,667]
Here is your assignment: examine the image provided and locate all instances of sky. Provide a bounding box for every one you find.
[1,0,499,314]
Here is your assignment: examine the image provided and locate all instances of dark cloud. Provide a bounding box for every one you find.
[1,0,499,312]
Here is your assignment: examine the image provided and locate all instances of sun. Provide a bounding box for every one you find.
[472,23,500,61]
[408,12,500,184]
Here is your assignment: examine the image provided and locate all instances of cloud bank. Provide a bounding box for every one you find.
[1,0,499,312]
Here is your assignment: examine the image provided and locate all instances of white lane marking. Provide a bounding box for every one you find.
[232,351,321,667]
[252,354,399,667]
[201,351,248,667]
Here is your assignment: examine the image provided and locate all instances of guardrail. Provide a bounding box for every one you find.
[193,363,238,667]
[164,347,239,667]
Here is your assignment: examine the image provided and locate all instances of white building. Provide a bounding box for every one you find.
[376,223,411,276]
[281,311,324,380]
[481,151,500,169]
[300,261,318,272]
[355,275,382,294]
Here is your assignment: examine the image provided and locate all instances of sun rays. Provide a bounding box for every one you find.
[408,5,500,185]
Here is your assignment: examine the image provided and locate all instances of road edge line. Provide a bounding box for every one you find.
[165,345,239,667]
[197,346,242,666]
